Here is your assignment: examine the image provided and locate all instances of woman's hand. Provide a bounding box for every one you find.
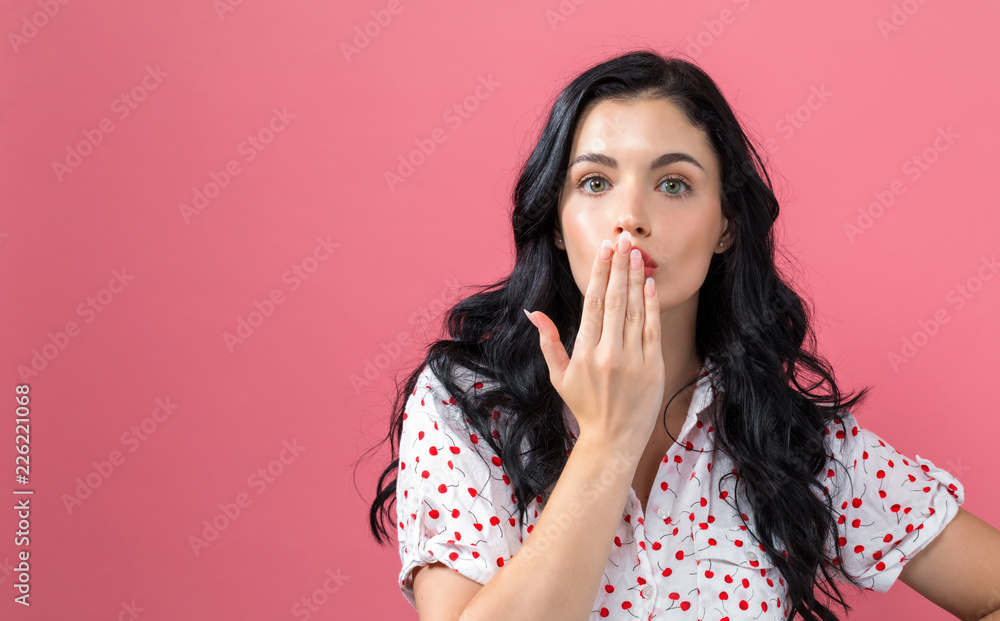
[524,231,665,453]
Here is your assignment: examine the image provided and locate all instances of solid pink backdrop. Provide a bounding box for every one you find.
[1,0,997,619]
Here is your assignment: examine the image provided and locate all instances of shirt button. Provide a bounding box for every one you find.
[746,551,758,562]
[656,506,669,520]
[641,585,653,599]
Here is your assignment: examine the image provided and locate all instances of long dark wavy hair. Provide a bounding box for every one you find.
[359,49,873,620]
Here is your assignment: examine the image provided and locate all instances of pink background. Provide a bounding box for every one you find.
[1,0,998,619]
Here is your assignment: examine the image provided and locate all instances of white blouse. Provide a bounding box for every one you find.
[396,358,965,619]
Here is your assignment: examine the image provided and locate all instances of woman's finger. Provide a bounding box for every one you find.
[574,238,614,353]
[623,247,646,356]
[600,231,631,352]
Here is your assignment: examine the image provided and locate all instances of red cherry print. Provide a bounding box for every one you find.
[600,608,609,617]
[428,509,439,519]
[662,567,672,577]
[418,431,425,441]
[452,508,460,518]
[449,552,459,561]
[438,484,448,493]
[473,523,483,531]
[605,584,615,593]
[496,557,504,567]
[680,601,691,611]
[740,600,749,610]
[429,446,438,456]
[467,487,477,497]
[489,516,500,526]
[491,456,502,466]
[705,570,714,578]
[652,542,661,550]
[621,601,632,610]
[668,592,679,600]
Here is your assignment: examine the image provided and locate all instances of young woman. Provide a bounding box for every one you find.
[365,50,1000,620]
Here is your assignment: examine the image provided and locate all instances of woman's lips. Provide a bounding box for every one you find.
[634,247,658,268]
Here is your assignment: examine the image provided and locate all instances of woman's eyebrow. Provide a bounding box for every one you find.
[568,151,706,173]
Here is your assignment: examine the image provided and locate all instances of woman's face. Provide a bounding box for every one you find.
[555,97,730,314]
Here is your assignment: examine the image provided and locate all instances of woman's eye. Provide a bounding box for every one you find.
[579,176,607,193]
[661,178,689,195]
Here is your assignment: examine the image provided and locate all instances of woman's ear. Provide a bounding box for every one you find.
[717,217,730,252]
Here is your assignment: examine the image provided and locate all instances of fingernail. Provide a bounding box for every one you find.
[617,231,631,254]
[523,308,538,327]
[599,239,613,261]
[630,248,642,270]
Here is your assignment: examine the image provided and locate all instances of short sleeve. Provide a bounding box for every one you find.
[822,410,966,593]
[396,364,522,610]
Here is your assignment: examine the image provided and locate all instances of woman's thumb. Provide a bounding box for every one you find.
[523,309,569,378]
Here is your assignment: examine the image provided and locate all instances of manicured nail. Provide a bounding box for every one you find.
[617,231,631,254]
[630,248,642,270]
[523,308,538,327]
[599,239,613,261]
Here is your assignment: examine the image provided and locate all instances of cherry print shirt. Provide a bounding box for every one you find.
[396,358,966,619]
